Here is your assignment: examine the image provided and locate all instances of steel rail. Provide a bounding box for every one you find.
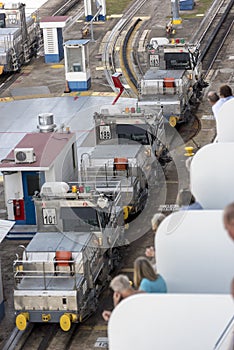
[198,0,234,63]
[102,0,148,92]
[52,0,80,16]
[121,19,141,93]
[2,324,34,350]
[204,16,234,78]
[123,0,233,95]
[190,0,227,45]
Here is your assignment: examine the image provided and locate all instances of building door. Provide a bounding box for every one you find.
[22,171,45,225]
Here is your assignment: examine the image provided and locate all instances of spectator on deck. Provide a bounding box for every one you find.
[223,202,234,241]
[102,274,140,321]
[176,188,203,210]
[212,85,234,119]
[145,213,165,269]
[133,256,167,293]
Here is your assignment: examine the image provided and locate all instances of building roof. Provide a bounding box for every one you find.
[40,16,69,28]
[64,40,90,46]
[0,131,75,171]
[40,16,69,23]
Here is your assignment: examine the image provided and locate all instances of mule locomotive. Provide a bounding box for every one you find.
[14,180,126,331]
[139,37,208,127]
[0,2,41,74]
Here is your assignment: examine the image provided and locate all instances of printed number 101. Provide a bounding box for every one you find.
[42,209,57,225]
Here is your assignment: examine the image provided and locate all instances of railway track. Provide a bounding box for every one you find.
[52,0,81,16]
[0,1,231,348]
[103,0,233,95]
[196,0,234,74]
[3,323,80,350]
[0,0,83,95]
[102,0,148,93]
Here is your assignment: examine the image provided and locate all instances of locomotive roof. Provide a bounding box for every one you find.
[26,231,93,252]
[91,144,142,159]
[143,69,184,80]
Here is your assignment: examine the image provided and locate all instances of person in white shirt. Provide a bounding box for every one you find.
[212,85,234,119]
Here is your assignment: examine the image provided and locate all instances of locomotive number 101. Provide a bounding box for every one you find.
[42,208,57,225]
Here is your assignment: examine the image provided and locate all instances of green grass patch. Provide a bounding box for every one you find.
[181,0,214,19]
[106,0,133,15]
[106,0,213,18]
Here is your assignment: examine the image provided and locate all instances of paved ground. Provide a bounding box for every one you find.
[0,0,208,99]
[0,0,233,348]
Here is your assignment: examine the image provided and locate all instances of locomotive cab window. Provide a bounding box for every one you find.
[61,207,99,227]
[61,207,110,230]
[164,52,191,70]
[117,124,149,145]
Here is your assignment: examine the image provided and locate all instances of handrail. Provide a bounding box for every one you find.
[213,315,234,349]
[13,258,81,290]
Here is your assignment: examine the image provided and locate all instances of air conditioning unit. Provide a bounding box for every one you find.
[14,148,35,164]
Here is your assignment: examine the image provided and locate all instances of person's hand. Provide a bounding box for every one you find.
[113,291,122,306]
[145,246,155,258]
[102,310,112,321]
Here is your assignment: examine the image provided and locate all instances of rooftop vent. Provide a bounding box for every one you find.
[37,113,56,133]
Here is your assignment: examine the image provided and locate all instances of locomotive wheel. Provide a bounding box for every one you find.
[16,312,29,331]
[60,314,71,331]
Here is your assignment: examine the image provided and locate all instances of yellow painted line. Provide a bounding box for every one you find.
[92,21,106,25]
[51,64,64,69]
[22,67,33,72]
[196,14,205,17]
[123,84,130,89]
[108,14,123,18]
[61,91,117,97]
[91,91,116,96]
[118,19,141,96]
[96,66,104,70]
[0,175,3,182]
[0,97,13,102]
[80,91,92,96]
[69,92,81,96]
[139,16,150,20]
[120,268,134,272]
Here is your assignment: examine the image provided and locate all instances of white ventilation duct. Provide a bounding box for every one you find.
[37,113,56,133]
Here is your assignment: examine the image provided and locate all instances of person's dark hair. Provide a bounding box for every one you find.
[219,85,233,98]
[207,91,219,103]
